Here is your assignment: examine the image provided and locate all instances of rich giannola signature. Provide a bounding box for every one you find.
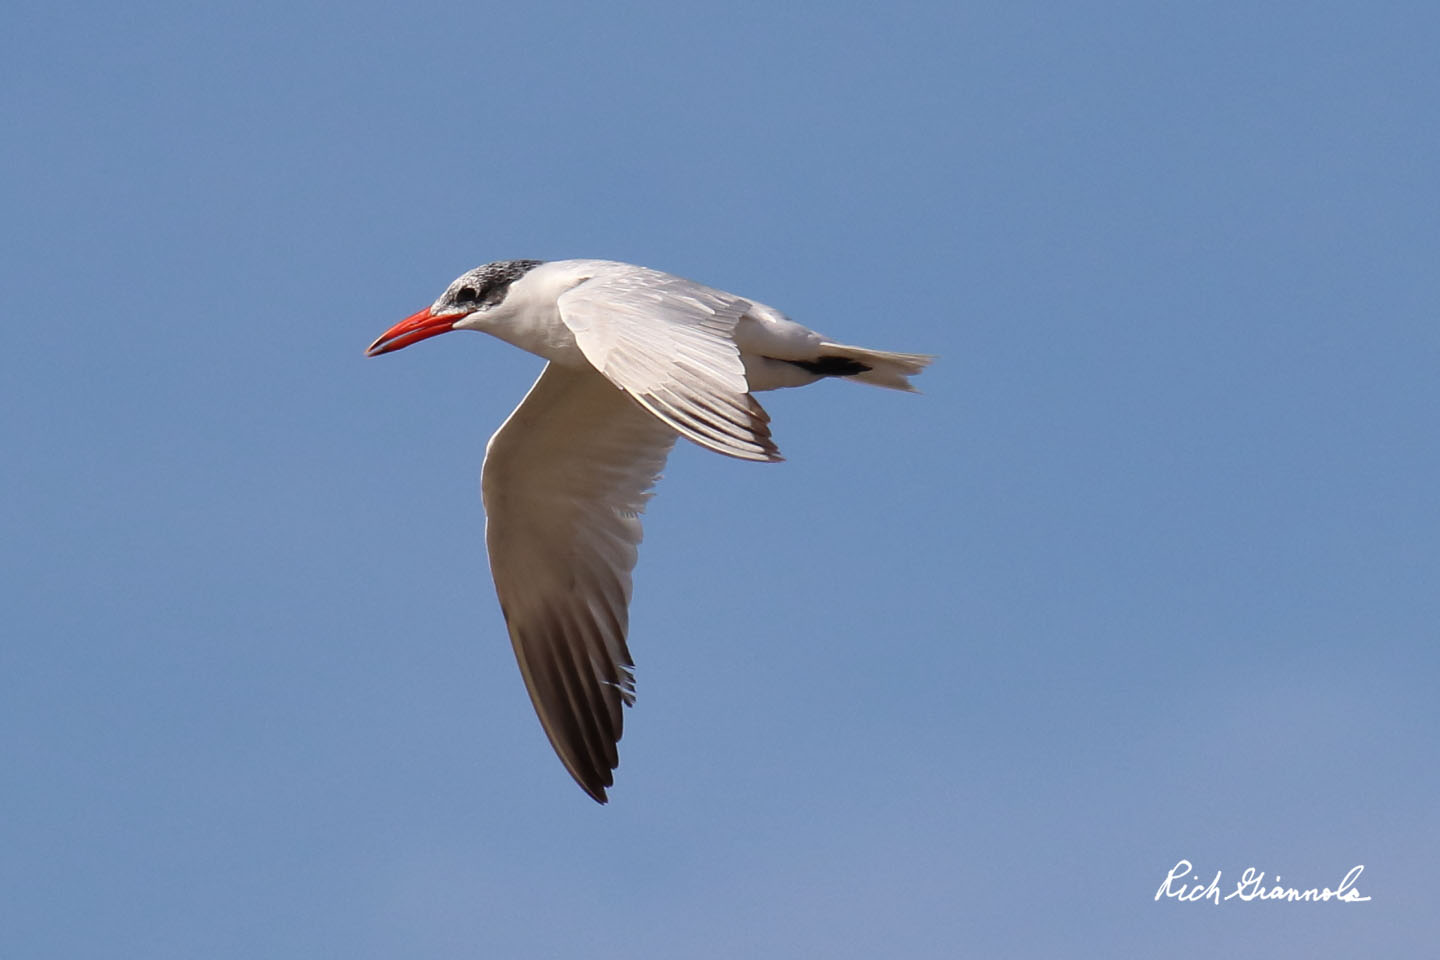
[1155,859,1371,904]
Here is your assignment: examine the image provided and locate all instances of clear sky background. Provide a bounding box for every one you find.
[3,2,1436,957]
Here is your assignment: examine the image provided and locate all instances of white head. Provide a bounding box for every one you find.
[366,259,545,356]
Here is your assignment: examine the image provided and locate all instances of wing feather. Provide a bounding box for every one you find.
[557,266,782,462]
[482,362,678,802]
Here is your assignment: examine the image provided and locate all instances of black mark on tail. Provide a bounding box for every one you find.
[783,355,873,377]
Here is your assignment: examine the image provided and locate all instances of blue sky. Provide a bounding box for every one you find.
[3,1,1436,956]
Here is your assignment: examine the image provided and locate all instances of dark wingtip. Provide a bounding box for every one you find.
[785,356,874,377]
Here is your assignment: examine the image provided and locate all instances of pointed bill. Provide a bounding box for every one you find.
[366,307,458,356]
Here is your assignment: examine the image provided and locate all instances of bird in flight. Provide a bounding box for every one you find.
[367,259,932,802]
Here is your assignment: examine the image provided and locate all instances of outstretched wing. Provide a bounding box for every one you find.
[557,266,782,462]
[482,362,678,802]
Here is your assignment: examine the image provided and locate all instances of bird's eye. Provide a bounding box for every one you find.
[455,285,480,303]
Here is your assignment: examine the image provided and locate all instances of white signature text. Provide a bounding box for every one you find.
[1154,859,1371,904]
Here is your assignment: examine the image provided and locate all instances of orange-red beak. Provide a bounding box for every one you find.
[366,307,458,357]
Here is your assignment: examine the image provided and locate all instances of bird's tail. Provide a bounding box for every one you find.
[815,341,935,392]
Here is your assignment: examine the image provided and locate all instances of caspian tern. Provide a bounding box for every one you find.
[367,259,931,802]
